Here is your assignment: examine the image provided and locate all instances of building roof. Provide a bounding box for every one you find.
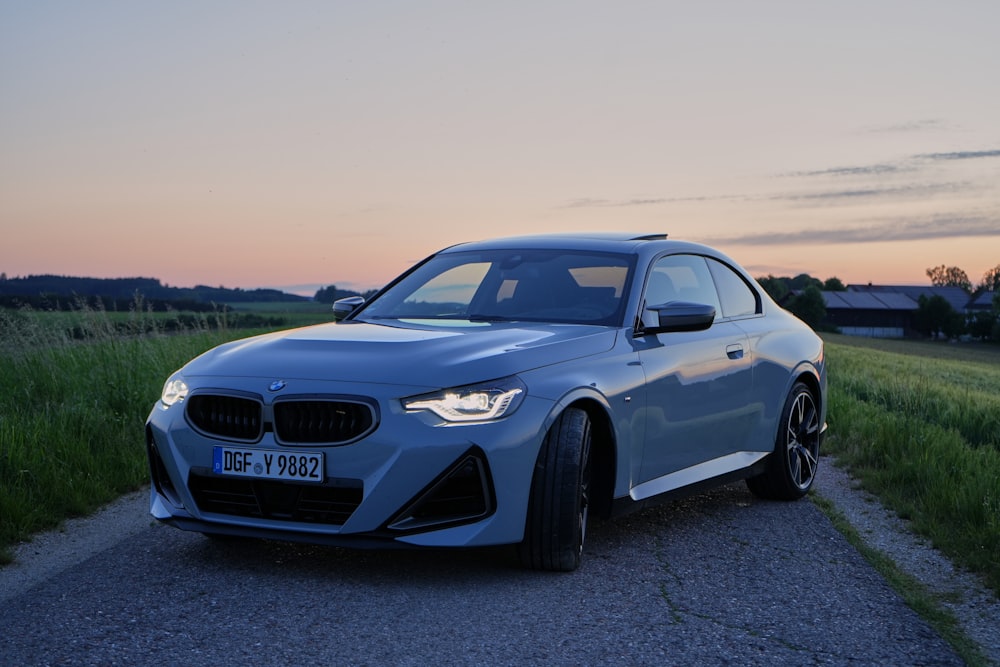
[822,291,918,311]
[848,284,973,312]
[969,290,997,310]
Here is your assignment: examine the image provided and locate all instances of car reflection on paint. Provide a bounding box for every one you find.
[146,233,826,571]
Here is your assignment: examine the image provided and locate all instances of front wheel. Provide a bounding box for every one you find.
[518,407,592,572]
[747,382,820,500]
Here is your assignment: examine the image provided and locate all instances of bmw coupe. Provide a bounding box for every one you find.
[146,233,826,571]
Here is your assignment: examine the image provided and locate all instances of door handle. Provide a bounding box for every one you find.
[726,344,744,360]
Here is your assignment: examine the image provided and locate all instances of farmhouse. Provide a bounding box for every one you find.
[967,289,998,314]
[820,284,991,338]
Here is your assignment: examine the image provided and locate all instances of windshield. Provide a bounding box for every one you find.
[355,249,635,326]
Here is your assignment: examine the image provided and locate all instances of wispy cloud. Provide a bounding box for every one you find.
[563,194,746,208]
[781,147,999,181]
[710,214,1000,246]
[916,149,1000,161]
[861,119,949,134]
[784,163,910,178]
[567,146,997,211]
[779,181,974,203]
[568,182,975,210]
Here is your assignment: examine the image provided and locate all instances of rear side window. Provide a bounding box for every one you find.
[707,258,760,319]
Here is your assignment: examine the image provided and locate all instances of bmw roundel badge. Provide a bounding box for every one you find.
[268,380,287,392]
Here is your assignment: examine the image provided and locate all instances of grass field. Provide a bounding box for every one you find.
[0,306,260,563]
[2,300,334,338]
[221,300,336,326]
[822,334,1000,595]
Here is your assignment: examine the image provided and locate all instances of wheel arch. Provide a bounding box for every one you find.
[795,369,822,413]
[559,396,616,519]
[791,360,826,432]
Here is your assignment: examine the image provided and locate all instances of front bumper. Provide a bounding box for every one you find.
[145,379,554,549]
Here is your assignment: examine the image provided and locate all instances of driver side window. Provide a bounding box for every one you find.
[642,255,722,327]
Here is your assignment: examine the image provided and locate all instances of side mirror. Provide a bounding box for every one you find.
[332,296,365,322]
[643,301,716,335]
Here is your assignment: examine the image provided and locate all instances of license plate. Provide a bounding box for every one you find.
[212,446,324,483]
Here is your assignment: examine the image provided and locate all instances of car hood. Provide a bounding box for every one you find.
[181,320,618,388]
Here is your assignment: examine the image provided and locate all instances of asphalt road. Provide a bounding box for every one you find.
[1,483,963,666]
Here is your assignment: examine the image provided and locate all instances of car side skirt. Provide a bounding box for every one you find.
[612,451,770,517]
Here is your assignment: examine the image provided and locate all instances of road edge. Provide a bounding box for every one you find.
[0,488,151,604]
[813,456,1000,666]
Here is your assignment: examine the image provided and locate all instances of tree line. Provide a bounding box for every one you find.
[756,263,1000,341]
[0,274,380,311]
[312,285,380,303]
[0,274,309,307]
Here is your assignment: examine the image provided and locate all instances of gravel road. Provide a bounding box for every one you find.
[2,458,995,666]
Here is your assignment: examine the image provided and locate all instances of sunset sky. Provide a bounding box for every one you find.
[2,2,998,296]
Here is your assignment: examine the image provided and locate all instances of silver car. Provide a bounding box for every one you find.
[146,233,826,571]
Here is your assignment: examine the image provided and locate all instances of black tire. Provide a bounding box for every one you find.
[518,407,592,572]
[746,382,820,500]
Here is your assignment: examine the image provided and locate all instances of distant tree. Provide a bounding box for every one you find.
[913,294,965,339]
[977,264,1000,293]
[315,284,375,304]
[968,310,997,340]
[994,293,1000,342]
[970,289,1000,342]
[926,265,972,293]
[968,266,1000,340]
[756,275,789,301]
[0,272,7,282]
[314,285,339,303]
[823,277,846,291]
[789,273,823,291]
[786,285,827,330]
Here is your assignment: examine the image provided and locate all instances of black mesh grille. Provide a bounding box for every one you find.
[186,394,262,441]
[409,456,490,521]
[274,400,375,444]
[189,472,363,525]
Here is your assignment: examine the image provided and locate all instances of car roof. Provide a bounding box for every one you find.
[439,232,733,263]
[441,232,672,254]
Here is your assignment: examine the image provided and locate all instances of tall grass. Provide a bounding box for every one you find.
[823,336,1000,595]
[0,302,253,562]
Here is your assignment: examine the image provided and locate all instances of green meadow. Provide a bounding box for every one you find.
[822,334,1000,595]
[1,310,998,599]
[0,306,263,563]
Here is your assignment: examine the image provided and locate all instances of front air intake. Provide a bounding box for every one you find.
[188,472,363,525]
[387,448,496,532]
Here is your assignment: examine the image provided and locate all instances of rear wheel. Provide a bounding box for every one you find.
[747,382,820,500]
[518,407,592,572]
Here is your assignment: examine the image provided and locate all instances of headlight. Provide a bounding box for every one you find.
[403,376,526,423]
[160,377,189,409]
